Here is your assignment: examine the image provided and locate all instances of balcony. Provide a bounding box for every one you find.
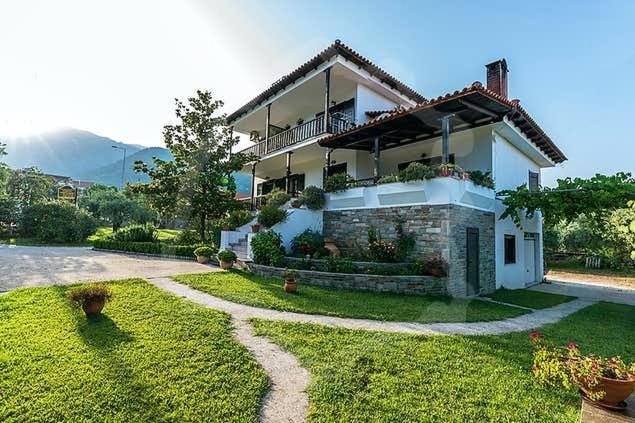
[239,115,353,159]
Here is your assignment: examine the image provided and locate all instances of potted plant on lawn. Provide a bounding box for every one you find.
[531,333,635,410]
[217,249,237,270]
[67,284,112,317]
[194,246,215,264]
[283,268,298,293]
[251,223,261,233]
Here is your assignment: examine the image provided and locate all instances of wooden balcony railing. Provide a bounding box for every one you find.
[239,115,353,158]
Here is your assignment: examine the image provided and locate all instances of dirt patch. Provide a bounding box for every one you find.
[547,269,635,290]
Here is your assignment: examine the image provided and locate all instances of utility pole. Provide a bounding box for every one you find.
[112,145,127,189]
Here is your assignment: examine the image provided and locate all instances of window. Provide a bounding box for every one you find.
[326,162,347,177]
[504,235,516,264]
[528,171,539,191]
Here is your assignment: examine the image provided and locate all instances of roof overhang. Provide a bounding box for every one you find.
[318,83,567,164]
[227,40,425,124]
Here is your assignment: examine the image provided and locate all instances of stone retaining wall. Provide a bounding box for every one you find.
[285,257,410,273]
[323,204,495,297]
[248,263,448,296]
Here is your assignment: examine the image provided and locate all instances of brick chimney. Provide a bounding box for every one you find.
[486,59,508,98]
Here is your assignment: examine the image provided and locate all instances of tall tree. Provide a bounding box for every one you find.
[79,184,155,231]
[134,90,253,241]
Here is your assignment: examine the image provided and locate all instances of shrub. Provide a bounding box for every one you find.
[224,209,254,230]
[67,283,112,307]
[324,173,353,193]
[251,231,285,266]
[398,162,435,182]
[426,256,449,276]
[377,175,399,184]
[266,188,291,207]
[113,223,157,243]
[467,170,495,189]
[299,186,325,210]
[291,229,324,257]
[257,204,287,228]
[194,246,216,257]
[323,257,356,273]
[394,216,415,260]
[217,249,237,263]
[93,239,215,258]
[174,229,201,245]
[368,240,397,262]
[20,201,98,243]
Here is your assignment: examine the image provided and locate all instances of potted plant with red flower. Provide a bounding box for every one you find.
[426,256,448,277]
[530,333,635,410]
[438,163,456,177]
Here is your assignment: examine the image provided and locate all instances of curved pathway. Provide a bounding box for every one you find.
[148,277,595,423]
[149,277,595,336]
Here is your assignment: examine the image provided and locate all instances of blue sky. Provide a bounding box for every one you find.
[237,0,635,185]
[2,0,633,186]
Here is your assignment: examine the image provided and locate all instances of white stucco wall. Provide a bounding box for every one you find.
[493,131,544,289]
[355,84,398,124]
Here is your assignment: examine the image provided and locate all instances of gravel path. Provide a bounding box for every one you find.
[531,281,635,306]
[0,246,215,291]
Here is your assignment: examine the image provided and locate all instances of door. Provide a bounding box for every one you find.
[466,228,480,296]
[523,238,536,285]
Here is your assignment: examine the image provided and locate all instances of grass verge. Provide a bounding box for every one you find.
[485,288,577,309]
[251,302,635,422]
[0,279,267,422]
[175,271,529,323]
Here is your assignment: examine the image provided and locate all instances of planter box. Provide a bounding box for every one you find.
[377,182,427,206]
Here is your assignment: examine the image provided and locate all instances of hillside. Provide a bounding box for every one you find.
[1,127,252,192]
[2,128,144,175]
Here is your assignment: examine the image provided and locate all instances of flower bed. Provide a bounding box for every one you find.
[247,263,448,296]
[285,256,416,275]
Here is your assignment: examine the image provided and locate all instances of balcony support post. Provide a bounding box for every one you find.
[323,148,333,183]
[250,162,257,211]
[441,114,453,164]
[324,67,331,133]
[285,151,293,195]
[373,136,381,181]
[265,103,271,154]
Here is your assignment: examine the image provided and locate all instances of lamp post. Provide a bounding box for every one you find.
[112,145,127,189]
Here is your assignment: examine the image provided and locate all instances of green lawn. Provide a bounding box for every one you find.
[252,302,635,422]
[0,279,267,422]
[87,226,182,242]
[485,288,576,309]
[175,271,529,323]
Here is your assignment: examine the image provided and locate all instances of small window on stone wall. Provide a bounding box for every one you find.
[504,235,516,264]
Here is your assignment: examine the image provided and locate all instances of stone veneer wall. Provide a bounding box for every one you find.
[323,204,495,297]
[248,263,448,296]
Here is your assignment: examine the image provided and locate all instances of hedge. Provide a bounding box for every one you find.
[92,240,216,258]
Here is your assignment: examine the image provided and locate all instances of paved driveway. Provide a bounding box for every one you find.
[0,245,216,292]
[530,281,635,306]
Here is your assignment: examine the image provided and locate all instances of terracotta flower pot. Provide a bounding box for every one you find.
[291,203,301,208]
[440,168,452,177]
[82,297,105,317]
[284,279,297,293]
[582,374,635,409]
[197,255,210,264]
[251,224,260,233]
[220,260,233,270]
[430,268,444,277]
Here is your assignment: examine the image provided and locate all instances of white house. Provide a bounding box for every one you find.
[225,40,566,296]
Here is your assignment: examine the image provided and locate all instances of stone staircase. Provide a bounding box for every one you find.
[228,234,251,264]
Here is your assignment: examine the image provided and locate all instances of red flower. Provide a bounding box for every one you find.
[530,332,544,339]
[531,365,538,373]
[568,342,579,350]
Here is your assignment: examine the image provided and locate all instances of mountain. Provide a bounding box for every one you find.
[1,127,252,192]
[78,147,174,186]
[2,128,145,176]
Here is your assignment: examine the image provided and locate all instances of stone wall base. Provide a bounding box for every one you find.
[248,263,448,296]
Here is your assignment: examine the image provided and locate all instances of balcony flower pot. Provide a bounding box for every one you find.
[430,268,444,277]
[291,199,302,208]
[462,172,471,181]
[581,374,635,409]
[251,224,260,233]
[283,269,297,293]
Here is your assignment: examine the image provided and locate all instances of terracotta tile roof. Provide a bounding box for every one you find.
[226,40,426,124]
[319,81,567,164]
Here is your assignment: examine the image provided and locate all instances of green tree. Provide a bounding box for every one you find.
[499,172,635,228]
[134,90,253,241]
[5,167,56,209]
[80,184,155,231]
